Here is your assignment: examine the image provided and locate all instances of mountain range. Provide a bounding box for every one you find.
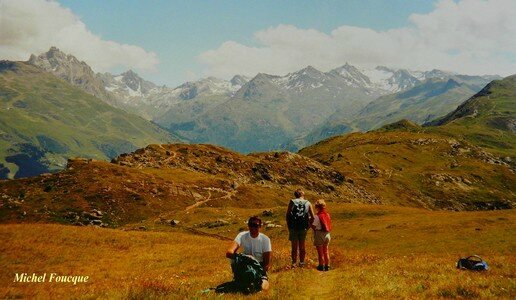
[0,75,513,230]
[154,64,496,152]
[27,47,499,153]
[28,47,248,120]
[286,76,495,150]
[2,47,507,180]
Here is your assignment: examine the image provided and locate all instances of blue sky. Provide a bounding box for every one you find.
[57,0,435,85]
[1,0,515,86]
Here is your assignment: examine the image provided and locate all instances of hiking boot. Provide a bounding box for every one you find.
[316,265,324,271]
[324,265,330,271]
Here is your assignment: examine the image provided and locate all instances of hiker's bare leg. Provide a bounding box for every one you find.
[291,240,299,263]
[261,279,270,291]
[299,240,306,263]
[323,245,330,266]
[316,246,324,266]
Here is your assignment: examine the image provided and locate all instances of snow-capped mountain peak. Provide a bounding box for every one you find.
[331,64,422,93]
[329,63,373,88]
[230,75,250,87]
[118,70,155,94]
[172,76,249,100]
[272,66,328,92]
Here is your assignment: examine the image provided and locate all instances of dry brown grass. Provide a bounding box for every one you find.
[1,203,514,299]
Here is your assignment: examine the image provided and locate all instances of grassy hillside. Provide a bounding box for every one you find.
[352,79,476,130]
[427,74,516,157]
[1,131,512,229]
[0,61,179,178]
[1,204,514,298]
[299,130,514,210]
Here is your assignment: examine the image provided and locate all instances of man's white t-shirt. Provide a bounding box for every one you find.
[234,231,272,263]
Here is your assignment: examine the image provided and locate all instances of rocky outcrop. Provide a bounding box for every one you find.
[28,47,116,104]
[112,144,348,193]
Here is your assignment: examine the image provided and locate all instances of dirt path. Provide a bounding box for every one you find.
[157,144,178,164]
[184,187,237,211]
[185,190,212,211]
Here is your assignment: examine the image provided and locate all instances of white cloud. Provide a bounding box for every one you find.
[199,0,516,78]
[0,0,158,72]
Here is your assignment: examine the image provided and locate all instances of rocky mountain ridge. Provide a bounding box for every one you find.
[26,47,501,154]
[28,47,499,122]
[28,47,116,105]
[27,47,249,119]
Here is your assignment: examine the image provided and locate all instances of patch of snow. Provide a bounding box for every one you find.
[272,76,290,88]
[409,70,426,81]
[105,84,118,92]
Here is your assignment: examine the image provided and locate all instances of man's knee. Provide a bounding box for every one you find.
[261,279,270,291]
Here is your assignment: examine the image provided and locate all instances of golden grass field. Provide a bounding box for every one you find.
[1,203,514,299]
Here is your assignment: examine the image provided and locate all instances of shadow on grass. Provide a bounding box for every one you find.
[213,281,261,295]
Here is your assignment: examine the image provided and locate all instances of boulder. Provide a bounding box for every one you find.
[262,210,274,217]
[91,219,102,225]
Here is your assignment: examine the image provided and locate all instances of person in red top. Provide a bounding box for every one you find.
[311,199,332,271]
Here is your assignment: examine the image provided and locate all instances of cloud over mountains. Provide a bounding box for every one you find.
[0,0,158,72]
[1,0,514,83]
[199,0,516,78]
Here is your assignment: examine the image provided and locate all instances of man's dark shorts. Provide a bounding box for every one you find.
[288,228,308,241]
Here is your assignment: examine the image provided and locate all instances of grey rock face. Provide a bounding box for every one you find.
[28,47,112,103]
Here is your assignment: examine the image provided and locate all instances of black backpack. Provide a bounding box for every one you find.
[234,254,265,293]
[457,255,489,271]
[288,199,309,230]
[216,254,264,294]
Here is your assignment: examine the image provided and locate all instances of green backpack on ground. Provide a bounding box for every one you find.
[216,254,264,294]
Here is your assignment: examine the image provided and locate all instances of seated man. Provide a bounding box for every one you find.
[226,216,272,291]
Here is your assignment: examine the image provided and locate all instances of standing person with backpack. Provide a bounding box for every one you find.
[286,189,314,267]
[311,199,332,271]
